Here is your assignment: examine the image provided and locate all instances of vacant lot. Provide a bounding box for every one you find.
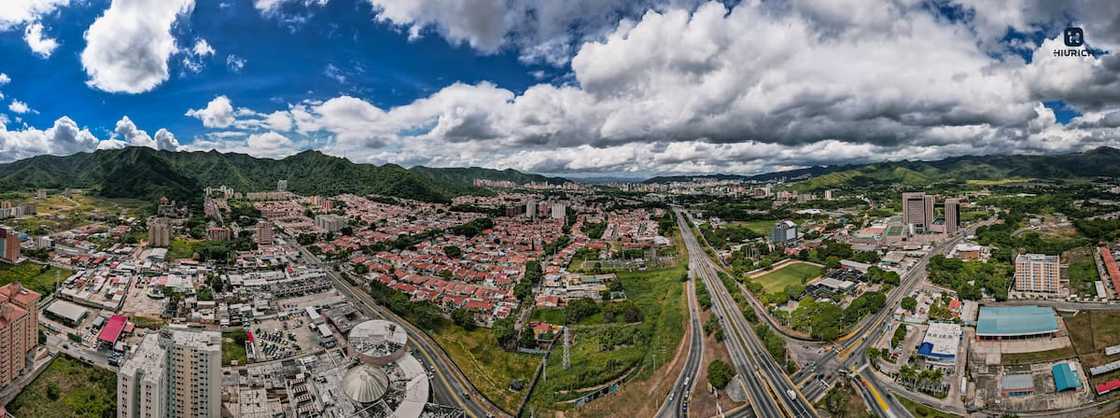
[433,324,541,414]
[0,262,70,295]
[753,262,823,295]
[222,330,248,366]
[7,355,116,418]
[526,233,687,415]
[1001,346,1077,365]
[1067,310,1120,368]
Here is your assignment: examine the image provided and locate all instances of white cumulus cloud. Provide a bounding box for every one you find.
[23,22,58,58]
[185,96,236,128]
[80,0,196,93]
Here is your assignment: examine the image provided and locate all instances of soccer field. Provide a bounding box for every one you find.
[753,262,823,295]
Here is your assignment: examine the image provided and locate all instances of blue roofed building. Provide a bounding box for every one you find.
[1052,362,1082,392]
[917,322,962,368]
[976,305,1059,340]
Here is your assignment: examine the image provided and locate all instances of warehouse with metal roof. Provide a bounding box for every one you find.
[1052,362,1082,392]
[976,305,1059,340]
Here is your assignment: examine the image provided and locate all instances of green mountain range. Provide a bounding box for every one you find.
[0,147,567,203]
[644,147,1120,190]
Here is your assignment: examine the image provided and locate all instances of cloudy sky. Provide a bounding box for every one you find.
[0,0,1119,177]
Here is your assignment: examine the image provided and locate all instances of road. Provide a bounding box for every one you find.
[290,239,501,418]
[675,208,818,418]
[655,268,705,418]
[794,220,994,417]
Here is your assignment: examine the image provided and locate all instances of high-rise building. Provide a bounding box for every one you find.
[315,214,348,233]
[118,328,221,418]
[148,218,171,248]
[1014,254,1061,293]
[824,189,834,200]
[255,222,274,246]
[277,179,288,192]
[206,227,230,242]
[770,220,798,245]
[944,198,961,235]
[0,228,21,264]
[902,192,935,233]
[525,199,538,219]
[0,283,41,387]
[550,202,567,220]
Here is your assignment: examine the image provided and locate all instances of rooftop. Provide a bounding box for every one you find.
[976,305,1058,337]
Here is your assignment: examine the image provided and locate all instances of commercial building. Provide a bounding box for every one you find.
[44,299,89,326]
[770,220,798,245]
[917,322,962,367]
[1099,246,1120,298]
[902,192,935,233]
[944,198,961,235]
[1013,253,1061,293]
[1001,374,1035,396]
[1052,362,1082,392]
[255,222,274,246]
[118,328,221,418]
[0,227,20,263]
[148,218,171,248]
[0,283,40,387]
[975,305,1059,340]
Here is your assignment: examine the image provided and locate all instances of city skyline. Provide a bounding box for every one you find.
[0,0,1118,177]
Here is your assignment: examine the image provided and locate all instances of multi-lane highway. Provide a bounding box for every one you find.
[657,256,705,418]
[290,238,500,418]
[675,208,819,418]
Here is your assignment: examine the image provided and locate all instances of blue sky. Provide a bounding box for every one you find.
[0,0,1118,177]
[0,0,549,142]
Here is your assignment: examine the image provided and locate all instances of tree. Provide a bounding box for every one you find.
[707,359,736,389]
[900,296,917,312]
[452,308,476,330]
[443,245,462,258]
[493,318,517,351]
[519,329,537,349]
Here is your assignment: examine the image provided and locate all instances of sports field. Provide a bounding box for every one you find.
[753,262,823,295]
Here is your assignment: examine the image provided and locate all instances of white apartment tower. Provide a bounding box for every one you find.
[1014,253,1061,293]
[118,329,221,418]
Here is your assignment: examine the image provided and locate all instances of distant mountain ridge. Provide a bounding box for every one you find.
[0,147,568,203]
[643,147,1120,189]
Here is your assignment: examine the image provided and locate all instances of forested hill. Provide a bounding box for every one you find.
[642,147,1120,189]
[0,147,568,203]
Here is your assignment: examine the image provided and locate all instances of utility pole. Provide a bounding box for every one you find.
[563,326,571,370]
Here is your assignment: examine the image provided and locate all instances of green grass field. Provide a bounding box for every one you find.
[432,324,542,413]
[734,219,778,236]
[1001,346,1076,365]
[168,238,201,260]
[7,355,117,418]
[753,262,822,295]
[0,262,70,295]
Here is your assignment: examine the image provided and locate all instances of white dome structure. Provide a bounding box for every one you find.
[342,364,390,404]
